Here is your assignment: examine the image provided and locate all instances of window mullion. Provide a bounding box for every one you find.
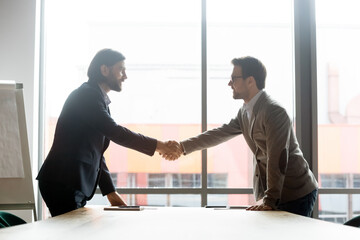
[201,0,208,207]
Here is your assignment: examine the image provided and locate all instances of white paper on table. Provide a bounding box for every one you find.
[0,81,24,178]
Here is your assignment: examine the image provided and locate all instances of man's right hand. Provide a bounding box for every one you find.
[156,140,183,161]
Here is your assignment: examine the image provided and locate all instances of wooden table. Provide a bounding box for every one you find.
[0,206,359,239]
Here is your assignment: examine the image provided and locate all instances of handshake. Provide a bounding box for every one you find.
[156,140,183,161]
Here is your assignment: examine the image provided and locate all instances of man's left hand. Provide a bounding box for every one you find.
[246,203,273,211]
[107,191,127,206]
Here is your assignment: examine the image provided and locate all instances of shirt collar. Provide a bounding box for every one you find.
[98,84,111,106]
[243,90,264,119]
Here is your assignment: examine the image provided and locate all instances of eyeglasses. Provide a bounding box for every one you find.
[230,75,244,83]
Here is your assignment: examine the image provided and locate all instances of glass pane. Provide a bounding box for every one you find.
[319,194,360,224]
[316,0,360,188]
[87,194,201,207]
[109,173,202,188]
[207,0,294,188]
[207,173,228,188]
[207,194,261,206]
[43,0,202,189]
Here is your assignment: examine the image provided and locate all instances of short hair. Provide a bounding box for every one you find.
[231,56,267,90]
[87,49,126,83]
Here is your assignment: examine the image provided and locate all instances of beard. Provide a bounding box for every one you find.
[105,74,122,92]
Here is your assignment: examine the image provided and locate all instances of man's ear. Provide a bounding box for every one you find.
[248,76,257,89]
[100,64,109,77]
[247,76,254,85]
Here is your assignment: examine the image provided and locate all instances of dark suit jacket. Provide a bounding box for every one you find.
[37,81,157,199]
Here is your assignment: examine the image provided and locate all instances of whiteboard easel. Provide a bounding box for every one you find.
[0,82,37,221]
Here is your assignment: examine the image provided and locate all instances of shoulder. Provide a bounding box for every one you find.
[256,93,289,120]
[78,82,102,95]
[63,82,106,112]
[71,82,104,102]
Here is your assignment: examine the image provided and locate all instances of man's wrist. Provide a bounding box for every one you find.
[179,142,186,155]
[263,197,279,210]
[156,140,165,152]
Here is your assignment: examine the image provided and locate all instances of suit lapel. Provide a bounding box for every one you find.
[249,91,268,140]
[249,114,256,141]
[103,106,110,151]
[239,107,256,153]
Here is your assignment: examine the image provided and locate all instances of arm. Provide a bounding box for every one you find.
[98,156,127,205]
[98,156,116,195]
[78,89,158,156]
[181,117,242,155]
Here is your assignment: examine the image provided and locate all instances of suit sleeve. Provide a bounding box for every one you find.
[262,106,291,209]
[181,115,242,155]
[98,156,116,196]
[78,89,157,156]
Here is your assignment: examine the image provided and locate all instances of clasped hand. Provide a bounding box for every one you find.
[156,140,183,161]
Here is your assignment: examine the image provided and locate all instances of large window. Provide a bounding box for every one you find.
[41,0,360,224]
[316,0,360,223]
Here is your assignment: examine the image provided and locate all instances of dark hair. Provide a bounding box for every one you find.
[87,49,126,83]
[231,56,266,90]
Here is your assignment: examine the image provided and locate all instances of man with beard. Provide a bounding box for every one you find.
[37,49,182,216]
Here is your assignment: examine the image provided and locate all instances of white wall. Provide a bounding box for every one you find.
[0,0,39,222]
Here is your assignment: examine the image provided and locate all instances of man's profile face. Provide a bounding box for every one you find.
[104,61,127,92]
[229,65,249,100]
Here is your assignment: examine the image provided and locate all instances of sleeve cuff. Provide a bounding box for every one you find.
[100,184,116,196]
[180,142,187,155]
[263,197,280,210]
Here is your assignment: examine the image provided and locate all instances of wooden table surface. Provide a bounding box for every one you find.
[0,206,359,239]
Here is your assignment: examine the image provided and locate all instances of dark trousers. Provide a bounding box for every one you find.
[38,180,87,217]
[277,189,318,217]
